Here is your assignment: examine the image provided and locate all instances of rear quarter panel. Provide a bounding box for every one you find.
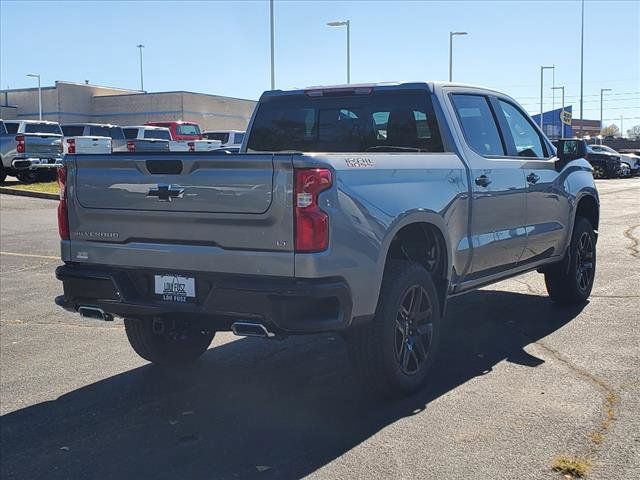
[293,153,470,318]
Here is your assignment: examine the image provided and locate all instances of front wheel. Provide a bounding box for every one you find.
[346,260,441,397]
[544,217,596,305]
[124,318,214,366]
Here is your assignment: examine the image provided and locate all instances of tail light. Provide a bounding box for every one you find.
[66,138,76,154]
[294,168,332,252]
[57,167,70,240]
[15,135,25,153]
[127,140,136,152]
[188,142,195,152]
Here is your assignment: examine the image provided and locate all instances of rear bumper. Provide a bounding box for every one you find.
[11,157,62,170]
[55,263,353,334]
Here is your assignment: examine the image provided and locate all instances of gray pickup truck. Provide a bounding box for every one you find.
[1,119,63,183]
[55,82,599,396]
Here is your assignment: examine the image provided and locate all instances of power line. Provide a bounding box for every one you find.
[515,91,640,100]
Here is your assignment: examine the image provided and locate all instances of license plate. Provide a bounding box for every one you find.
[154,275,195,303]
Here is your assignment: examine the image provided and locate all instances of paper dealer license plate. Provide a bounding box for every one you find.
[154,275,196,303]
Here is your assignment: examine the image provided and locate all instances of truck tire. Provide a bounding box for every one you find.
[0,165,6,184]
[347,260,441,397]
[16,170,39,184]
[592,165,605,179]
[544,216,596,305]
[124,318,214,366]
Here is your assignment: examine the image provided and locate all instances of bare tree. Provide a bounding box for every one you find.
[600,124,620,137]
[627,125,640,140]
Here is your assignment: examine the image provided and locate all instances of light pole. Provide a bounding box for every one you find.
[449,31,468,82]
[136,44,145,92]
[539,65,554,131]
[270,0,275,89]
[327,20,350,84]
[26,73,41,120]
[620,116,624,138]
[600,88,612,133]
[552,86,565,138]
[579,0,585,137]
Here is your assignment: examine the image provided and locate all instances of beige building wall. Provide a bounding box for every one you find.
[0,81,256,131]
[93,91,255,130]
[0,106,18,120]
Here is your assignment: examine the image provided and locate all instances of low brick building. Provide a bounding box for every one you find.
[0,81,256,131]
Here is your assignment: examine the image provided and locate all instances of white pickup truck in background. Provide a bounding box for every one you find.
[202,130,245,147]
[61,125,111,155]
[61,123,128,152]
[125,125,220,152]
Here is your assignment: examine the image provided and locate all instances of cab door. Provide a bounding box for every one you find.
[449,93,528,280]
[492,98,570,263]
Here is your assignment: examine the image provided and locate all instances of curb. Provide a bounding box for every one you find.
[0,187,58,201]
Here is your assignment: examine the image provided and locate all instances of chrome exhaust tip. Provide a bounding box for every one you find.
[78,306,113,321]
[231,321,275,338]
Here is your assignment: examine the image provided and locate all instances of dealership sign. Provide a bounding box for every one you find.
[561,110,572,125]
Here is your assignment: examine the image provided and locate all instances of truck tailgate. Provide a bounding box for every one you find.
[67,153,294,274]
[25,133,62,156]
[135,139,170,152]
[70,136,112,154]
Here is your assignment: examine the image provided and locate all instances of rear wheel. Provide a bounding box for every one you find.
[16,170,39,184]
[592,165,606,179]
[124,318,215,366]
[347,260,441,397]
[0,164,6,184]
[37,170,57,182]
[544,217,596,305]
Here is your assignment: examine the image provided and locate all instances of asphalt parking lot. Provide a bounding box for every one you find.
[1,178,638,480]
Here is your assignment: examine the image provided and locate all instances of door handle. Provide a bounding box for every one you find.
[526,173,540,184]
[475,174,492,187]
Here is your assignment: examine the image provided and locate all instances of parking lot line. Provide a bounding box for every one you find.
[0,251,59,260]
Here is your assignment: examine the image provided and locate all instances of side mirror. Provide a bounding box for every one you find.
[557,138,587,163]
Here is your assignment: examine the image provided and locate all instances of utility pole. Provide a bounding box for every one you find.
[620,116,624,138]
[552,86,565,138]
[539,65,554,131]
[137,44,145,92]
[600,88,612,133]
[270,0,275,89]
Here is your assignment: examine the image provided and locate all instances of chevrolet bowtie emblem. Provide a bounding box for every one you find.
[147,184,184,202]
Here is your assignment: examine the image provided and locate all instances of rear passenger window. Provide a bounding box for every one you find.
[5,123,18,134]
[451,94,504,156]
[498,100,545,158]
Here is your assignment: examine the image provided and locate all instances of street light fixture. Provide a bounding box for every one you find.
[539,65,555,131]
[136,44,145,92]
[449,31,468,82]
[552,86,565,138]
[600,88,612,133]
[327,20,350,84]
[26,73,42,120]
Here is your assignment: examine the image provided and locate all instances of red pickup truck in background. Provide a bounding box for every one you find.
[145,121,203,141]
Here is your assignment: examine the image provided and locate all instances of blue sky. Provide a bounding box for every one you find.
[1,0,638,130]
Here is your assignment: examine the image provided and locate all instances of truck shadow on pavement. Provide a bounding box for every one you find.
[1,290,585,480]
